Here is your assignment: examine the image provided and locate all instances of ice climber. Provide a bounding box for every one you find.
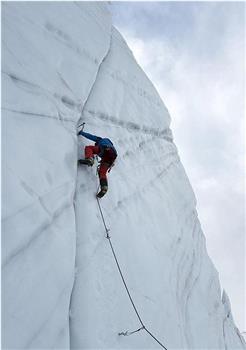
[78,130,117,198]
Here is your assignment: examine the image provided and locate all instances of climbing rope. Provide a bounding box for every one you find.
[78,123,168,349]
[96,189,168,350]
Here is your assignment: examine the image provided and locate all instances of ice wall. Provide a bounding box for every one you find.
[2,2,111,348]
[2,2,245,350]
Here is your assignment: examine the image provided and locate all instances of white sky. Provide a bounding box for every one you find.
[110,1,245,332]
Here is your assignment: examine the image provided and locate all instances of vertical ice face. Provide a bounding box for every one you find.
[72,25,244,350]
[2,2,111,348]
[2,2,245,350]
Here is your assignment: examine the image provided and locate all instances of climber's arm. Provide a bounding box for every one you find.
[78,131,101,143]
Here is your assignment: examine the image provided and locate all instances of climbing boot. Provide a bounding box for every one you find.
[97,179,108,198]
[79,157,94,166]
[96,186,108,198]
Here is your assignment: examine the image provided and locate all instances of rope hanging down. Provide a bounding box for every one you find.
[96,189,168,350]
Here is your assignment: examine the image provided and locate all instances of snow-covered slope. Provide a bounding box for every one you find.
[2,2,245,349]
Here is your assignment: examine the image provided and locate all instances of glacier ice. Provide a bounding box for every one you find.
[2,2,245,349]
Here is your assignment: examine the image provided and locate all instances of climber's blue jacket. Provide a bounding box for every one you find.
[79,131,117,156]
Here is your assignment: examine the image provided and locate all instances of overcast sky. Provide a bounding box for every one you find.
[110,1,245,332]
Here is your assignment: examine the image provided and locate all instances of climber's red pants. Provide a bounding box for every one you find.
[85,145,100,159]
[84,145,116,182]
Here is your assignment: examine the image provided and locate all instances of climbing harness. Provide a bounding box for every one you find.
[96,187,168,350]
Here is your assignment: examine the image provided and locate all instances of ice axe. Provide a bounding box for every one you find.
[77,122,85,135]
